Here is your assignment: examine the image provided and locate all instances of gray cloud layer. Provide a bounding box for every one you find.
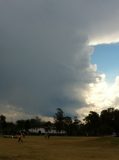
[1,0,119,118]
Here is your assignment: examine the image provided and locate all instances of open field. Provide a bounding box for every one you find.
[0,136,119,160]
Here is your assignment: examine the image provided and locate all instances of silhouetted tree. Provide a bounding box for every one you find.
[84,111,100,136]
[71,116,80,136]
[0,115,6,134]
[44,121,52,133]
[5,122,16,135]
[30,117,41,129]
[54,108,65,132]
[64,116,72,135]
[113,109,119,135]
[100,108,114,135]
[16,120,26,131]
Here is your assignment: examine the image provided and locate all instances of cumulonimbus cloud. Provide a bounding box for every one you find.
[1,0,119,120]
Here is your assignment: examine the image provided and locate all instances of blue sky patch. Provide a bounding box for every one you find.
[92,43,119,82]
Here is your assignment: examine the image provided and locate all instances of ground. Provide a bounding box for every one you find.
[0,136,119,160]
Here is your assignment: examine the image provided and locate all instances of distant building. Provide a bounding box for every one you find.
[29,127,66,135]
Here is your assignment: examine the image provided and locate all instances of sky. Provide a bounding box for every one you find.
[92,44,119,83]
[1,0,119,121]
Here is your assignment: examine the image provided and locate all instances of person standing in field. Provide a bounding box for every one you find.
[18,133,23,143]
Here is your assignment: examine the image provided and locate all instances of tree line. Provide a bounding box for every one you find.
[0,107,119,136]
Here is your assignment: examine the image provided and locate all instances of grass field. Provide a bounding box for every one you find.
[0,136,119,160]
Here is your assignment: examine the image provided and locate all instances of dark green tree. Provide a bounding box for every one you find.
[113,109,119,135]
[16,120,26,131]
[44,121,52,133]
[0,115,6,134]
[54,108,65,132]
[63,116,72,135]
[100,108,114,135]
[84,111,100,136]
[71,116,80,136]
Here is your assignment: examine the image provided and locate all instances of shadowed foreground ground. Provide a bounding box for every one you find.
[0,136,119,160]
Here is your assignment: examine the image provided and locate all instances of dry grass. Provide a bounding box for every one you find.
[0,136,119,160]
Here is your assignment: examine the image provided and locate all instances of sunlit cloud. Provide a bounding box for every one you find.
[89,33,119,46]
[76,74,119,120]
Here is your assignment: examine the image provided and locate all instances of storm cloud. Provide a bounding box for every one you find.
[1,0,119,120]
